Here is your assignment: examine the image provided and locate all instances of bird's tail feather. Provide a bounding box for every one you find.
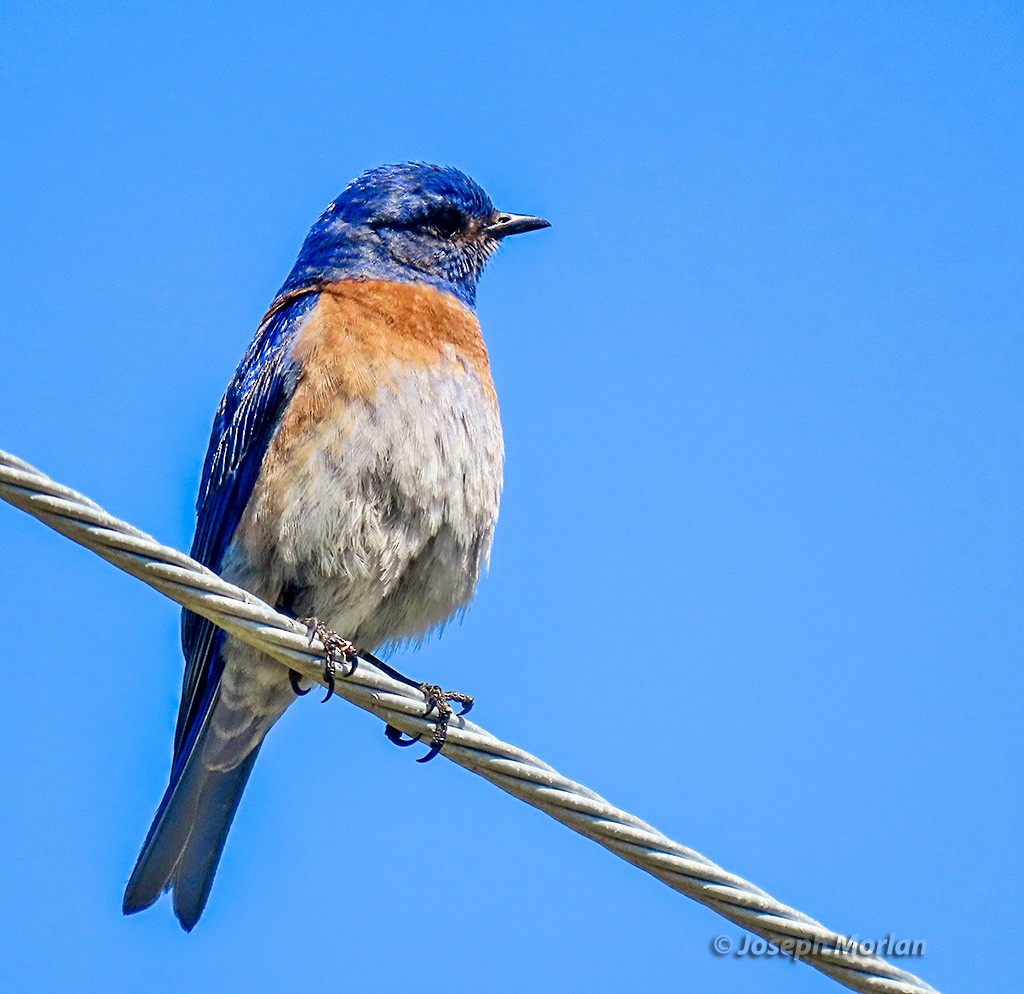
[123,712,262,931]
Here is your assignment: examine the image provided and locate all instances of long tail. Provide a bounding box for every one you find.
[123,706,263,932]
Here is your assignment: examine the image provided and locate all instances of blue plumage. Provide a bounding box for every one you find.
[124,162,548,930]
[177,292,314,761]
[125,294,314,929]
[280,163,499,306]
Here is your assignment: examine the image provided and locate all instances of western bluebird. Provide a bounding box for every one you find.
[122,162,548,930]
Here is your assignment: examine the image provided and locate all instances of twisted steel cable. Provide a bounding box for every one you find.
[0,449,938,994]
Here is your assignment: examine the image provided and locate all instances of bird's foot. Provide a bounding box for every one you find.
[384,684,474,763]
[293,617,359,702]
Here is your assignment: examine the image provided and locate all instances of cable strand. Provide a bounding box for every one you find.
[0,449,939,994]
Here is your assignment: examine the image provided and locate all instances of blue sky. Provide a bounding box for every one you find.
[0,3,1020,992]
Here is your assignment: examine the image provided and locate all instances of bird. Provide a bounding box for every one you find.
[122,162,549,931]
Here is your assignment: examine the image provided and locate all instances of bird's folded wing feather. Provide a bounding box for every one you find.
[174,291,321,765]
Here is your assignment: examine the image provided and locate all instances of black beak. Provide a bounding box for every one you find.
[484,212,551,239]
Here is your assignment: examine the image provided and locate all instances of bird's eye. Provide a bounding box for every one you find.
[430,207,463,239]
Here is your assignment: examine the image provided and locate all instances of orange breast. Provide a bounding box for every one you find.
[233,278,501,565]
[286,279,494,432]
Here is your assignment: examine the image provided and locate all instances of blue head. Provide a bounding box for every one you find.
[281,163,549,308]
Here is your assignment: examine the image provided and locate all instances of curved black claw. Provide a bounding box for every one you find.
[321,662,336,703]
[416,741,444,764]
[384,723,422,747]
[289,669,311,696]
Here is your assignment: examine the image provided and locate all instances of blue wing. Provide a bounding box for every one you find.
[174,289,320,766]
[124,287,324,927]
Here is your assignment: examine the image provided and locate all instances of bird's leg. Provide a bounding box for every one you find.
[297,617,359,703]
[411,684,475,762]
[279,605,473,760]
[360,648,473,762]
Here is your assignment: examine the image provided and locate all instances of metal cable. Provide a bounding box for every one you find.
[0,449,939,994]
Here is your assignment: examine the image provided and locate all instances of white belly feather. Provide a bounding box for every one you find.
[224,352,503,652]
